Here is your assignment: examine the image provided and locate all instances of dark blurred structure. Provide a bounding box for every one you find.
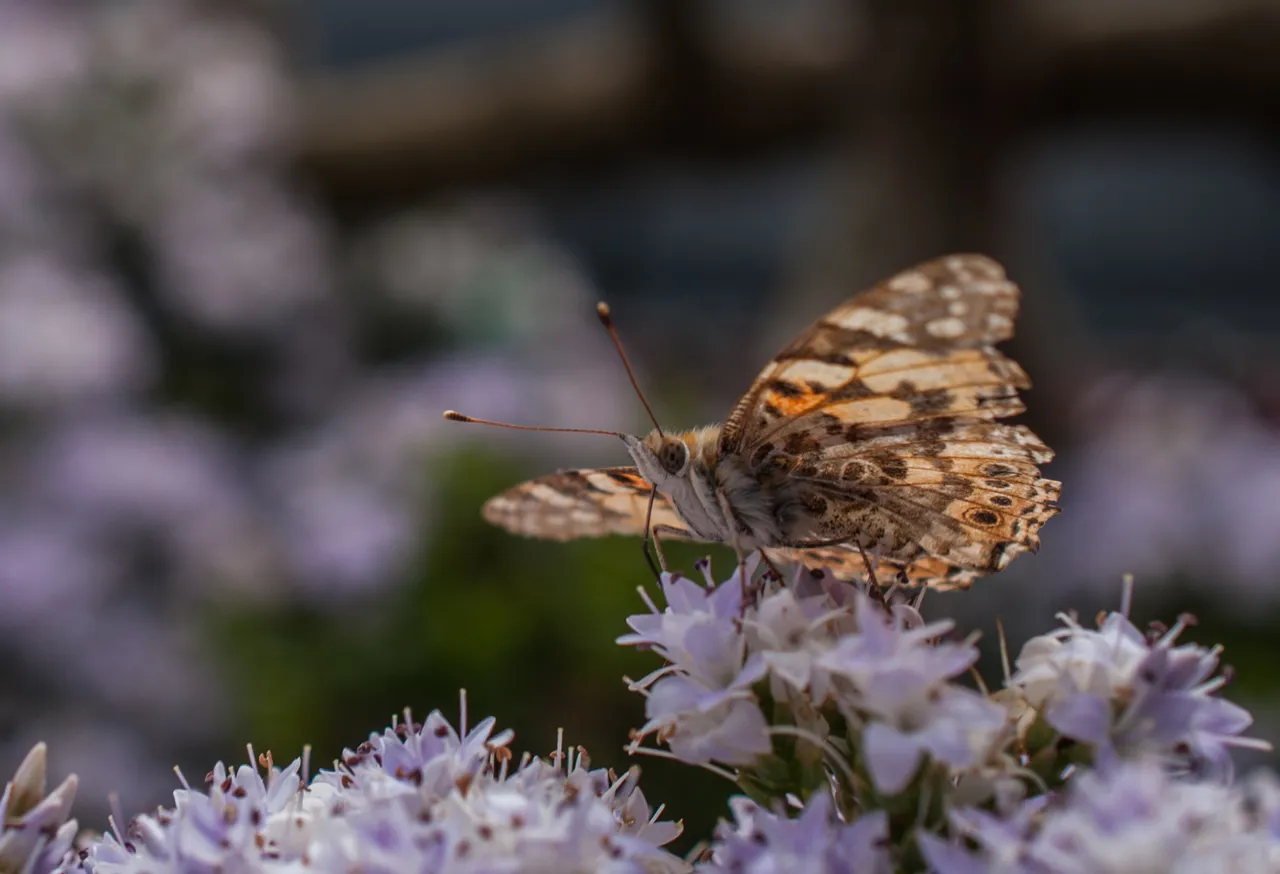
[2,0,1279,851]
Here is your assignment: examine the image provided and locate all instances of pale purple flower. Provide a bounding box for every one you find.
[147,180,330,333]
[1009,611,1265,774]
[1047,373,1280,609]
[0,257,152,405]
[0,514,111,631]
[270,472,414,595]
[34,415,244,531]
[68,707,686,874]
[0,744,79,874]
[641,679,773,766]
[746,585,853,706]
[331,708,515,803]
[623,562,773,767]
[620,562,752,685]
[0,3,86,103]
[819,595,1005,794]
[624,562,1006,787]
[150,18,291,162]
[698,793,891,874]
[921,759,1280,874]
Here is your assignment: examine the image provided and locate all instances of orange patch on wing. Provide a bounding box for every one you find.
[763,383,824,416]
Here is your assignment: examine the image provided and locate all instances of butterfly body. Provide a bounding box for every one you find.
[475,255,1061,589]
[624,426,784,549]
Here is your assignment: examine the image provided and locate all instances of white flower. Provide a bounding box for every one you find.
[1010,612,1151,709]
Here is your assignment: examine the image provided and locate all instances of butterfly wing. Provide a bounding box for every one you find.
[481,467,698,542]
[720,254,1059,587]
[721,254,1027,457]
[771,421,1061,588]
[775,546,983,591]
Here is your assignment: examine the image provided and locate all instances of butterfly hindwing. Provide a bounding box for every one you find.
[768,419,1060,582]
[481,467,695,542]
[777,546,984,592]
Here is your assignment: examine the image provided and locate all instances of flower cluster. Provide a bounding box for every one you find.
[622,559,1270,870]
[2,744,79,874]
[59,702,686,874]
[12,559,1278,874]
[698,792,892,874]
[1007,607,1263,780]
[622,558,1008,806]
[920,759,1280,874]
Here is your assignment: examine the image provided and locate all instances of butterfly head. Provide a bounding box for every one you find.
[621,430,691,487]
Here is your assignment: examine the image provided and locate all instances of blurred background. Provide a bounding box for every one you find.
[2,0,1279,850]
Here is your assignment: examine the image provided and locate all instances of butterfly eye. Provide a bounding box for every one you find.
[658,439,689,475]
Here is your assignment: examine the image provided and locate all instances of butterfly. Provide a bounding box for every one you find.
[448,254,1060,590]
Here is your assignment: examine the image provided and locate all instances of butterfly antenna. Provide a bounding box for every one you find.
[442,411,624,438]
[596,302,663,437]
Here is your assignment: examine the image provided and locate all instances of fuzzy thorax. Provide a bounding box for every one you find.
[623,425,781,547]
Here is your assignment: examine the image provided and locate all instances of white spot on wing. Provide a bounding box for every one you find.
[781,359,857,386]
[531,484,576,508]
[925,317,967,339]
[970,280,1011,296]
[986,313,1013,333]
[887,271,932,294]
[837,307,911,341]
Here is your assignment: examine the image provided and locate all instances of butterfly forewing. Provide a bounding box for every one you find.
[481,467,694,542]
[720,254,1026,456]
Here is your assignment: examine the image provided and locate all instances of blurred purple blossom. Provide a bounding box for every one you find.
[1042,373,1280,608]
[0,744,79,874]
[0,0,633,824]
[147,181,332,333]
[697,793,891,874]
[0,257,153,405]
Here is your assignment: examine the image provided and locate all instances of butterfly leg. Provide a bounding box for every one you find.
[714,490,753,609]
[640,489,665,580]
[757,549,784,582]
[856,540,893,607]
[855,540,880,588]
[650,524,691,577]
